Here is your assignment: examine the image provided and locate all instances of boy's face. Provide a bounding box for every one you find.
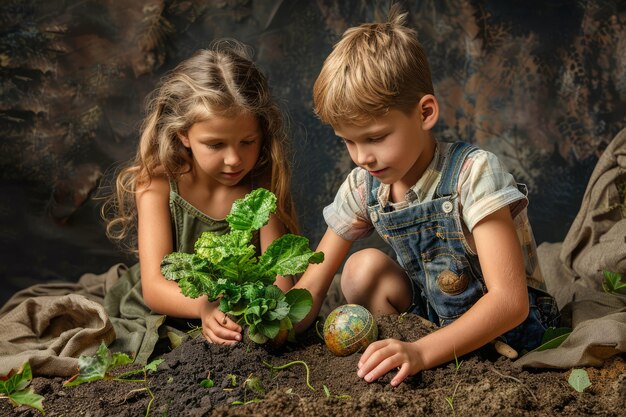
[333,106,435,189]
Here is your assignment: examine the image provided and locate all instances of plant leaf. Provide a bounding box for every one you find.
[7,388,44,413]
[227,188,276,231]
[200,378,214,388]
[285,288,313,323]
[195,230,255,264]
[145,359,164,373]
[568,369,591,392]
[602,270,626,295]
[533,327,572,351]
[256,319,281,339]
[64,342,132,387]
[259,235,324,276]
[0,362,44,413]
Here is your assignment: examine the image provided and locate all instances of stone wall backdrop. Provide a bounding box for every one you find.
[1,0,625,304]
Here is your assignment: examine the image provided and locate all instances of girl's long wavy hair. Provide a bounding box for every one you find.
[101,40,298,254]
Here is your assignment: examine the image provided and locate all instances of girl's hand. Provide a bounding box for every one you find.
[357,338,424,386]
[199,300,242,345]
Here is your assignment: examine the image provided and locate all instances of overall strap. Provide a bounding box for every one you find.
[365,170,381,207]
[435,142,479,197]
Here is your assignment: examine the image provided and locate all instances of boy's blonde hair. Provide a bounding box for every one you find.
[102,40,298,254]
[313,5,433,126]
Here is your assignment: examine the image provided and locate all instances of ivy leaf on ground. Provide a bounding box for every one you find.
[0,362,44,414]
[64,341,133,387]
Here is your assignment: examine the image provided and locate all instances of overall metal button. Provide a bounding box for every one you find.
[442,201,453,213]
[370,211,379,222]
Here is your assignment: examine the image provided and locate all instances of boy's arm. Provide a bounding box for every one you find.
[358,206,529,385]
[293,227,353,332]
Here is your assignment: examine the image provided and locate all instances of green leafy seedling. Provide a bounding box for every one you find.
[199,371,214,388]
[0,362,44,414]
[231,374,265,405]
[199,379,214,388]
[602,271,626,297]
[568,369,591,393]
[161,188,324,345]
[64,342,164,417]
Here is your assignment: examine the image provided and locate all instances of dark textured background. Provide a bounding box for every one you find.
[1,0,625,305]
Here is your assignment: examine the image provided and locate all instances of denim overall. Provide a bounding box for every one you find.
[366,142,559,352]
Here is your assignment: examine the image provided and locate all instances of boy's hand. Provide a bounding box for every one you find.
[357,338,424,386]
[199,301,242,345]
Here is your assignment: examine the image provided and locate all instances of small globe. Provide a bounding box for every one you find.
[323,304,378,356]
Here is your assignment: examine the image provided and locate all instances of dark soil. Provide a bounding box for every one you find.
[2,313,625,417]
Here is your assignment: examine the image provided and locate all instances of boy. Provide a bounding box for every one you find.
[294,6,559,386]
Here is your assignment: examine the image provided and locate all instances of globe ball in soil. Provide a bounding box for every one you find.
[323,304,378,356]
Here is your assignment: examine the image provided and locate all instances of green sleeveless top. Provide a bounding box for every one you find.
[168,177,230,252]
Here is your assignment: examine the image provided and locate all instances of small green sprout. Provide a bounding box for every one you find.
[445,351,463,417]
[199,371,214,388]
[231,374,265,405]
[322,384,351,400]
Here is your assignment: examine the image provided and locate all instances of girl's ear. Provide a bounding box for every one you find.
[178,132,191,148]
[418,94,439,130]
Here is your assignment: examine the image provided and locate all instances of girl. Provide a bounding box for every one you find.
[103,40,298,346]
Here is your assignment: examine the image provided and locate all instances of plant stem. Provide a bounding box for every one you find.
[262,360,315,391]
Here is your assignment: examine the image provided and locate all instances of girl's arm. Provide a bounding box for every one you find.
[135,175,209,318]
[357,206,529,385]
[293,227,353,331]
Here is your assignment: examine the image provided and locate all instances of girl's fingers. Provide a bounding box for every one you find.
[210,316,242,341]
[220,315,242,332]
[204,327,239,345]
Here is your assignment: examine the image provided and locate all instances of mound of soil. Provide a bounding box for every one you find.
[2,313,625,416]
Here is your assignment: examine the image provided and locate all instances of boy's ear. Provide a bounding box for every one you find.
[178,132,191,148]
[418,94,439,130]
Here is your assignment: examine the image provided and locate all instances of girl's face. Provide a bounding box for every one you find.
[179,112,262,186]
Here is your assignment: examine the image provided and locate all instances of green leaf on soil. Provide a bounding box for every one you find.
[568,369,591,392]
[200,378,214,388]
[64,342,133,387]
[0,362,44,414]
